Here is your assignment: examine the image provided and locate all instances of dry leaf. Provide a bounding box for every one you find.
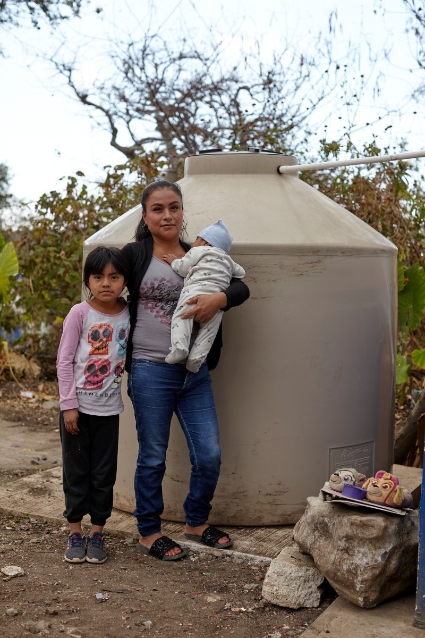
[7,352,41,378]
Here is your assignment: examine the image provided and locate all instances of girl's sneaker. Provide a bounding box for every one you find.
[64,532,86,563]
[86,532,107,563]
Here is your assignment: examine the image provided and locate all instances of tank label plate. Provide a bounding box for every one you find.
[329,441,374,478]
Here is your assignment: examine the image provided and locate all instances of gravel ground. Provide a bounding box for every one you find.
[0,513,336,638]
[0,380,336,637]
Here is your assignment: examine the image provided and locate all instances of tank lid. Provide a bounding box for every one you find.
[185,151,297,175]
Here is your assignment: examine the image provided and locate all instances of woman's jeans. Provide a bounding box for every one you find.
[128,359,221,537]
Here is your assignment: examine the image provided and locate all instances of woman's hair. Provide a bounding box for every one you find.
[135,180,184,241]
[83,246,130,297]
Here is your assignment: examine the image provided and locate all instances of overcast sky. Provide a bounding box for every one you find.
[1,0,423,202]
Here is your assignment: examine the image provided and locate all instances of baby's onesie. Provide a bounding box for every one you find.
[165,246,245,372]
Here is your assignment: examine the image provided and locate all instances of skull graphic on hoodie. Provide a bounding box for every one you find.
[88,323,113,355]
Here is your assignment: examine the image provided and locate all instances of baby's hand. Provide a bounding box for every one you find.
[163,254,178,264]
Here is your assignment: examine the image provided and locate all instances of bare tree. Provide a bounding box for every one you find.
[0,0,84,27]
[52,24,362,173]
[402,1,425,78]
[0,163,12,210]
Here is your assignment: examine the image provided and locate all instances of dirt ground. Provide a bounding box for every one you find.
[0,380,335,638]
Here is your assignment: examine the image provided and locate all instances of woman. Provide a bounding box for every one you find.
[122,180,250,561]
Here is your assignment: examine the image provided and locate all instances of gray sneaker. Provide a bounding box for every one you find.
[64,532,86,563]
[86,532,107,563]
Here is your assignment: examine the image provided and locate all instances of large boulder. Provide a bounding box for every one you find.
[262,544,325,608]
[293,496,419,608]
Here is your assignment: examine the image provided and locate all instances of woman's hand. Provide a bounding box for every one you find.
[63,409,80,435]
[182,292,227,323]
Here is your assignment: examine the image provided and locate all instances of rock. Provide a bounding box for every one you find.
[22,620,50,634]
[42,400,60,410]
[243,583,259,590]
[293,496,419,608]
[141,620,153,629]
[261,544,324,609]
[6,607,19,616]
[95,592,109,602]
[1,565,25,578]
[31,458,40,465]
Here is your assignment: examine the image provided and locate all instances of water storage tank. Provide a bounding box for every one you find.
[83,151,397,525]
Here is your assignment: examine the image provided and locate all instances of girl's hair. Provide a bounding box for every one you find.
[135,180,184,241]
[83,246,130,297]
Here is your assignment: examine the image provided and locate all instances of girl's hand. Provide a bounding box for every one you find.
[182,292,227,323]
[63,409,80,435]
[163,254,178,264]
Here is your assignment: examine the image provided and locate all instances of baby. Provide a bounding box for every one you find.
[163,219,245,373]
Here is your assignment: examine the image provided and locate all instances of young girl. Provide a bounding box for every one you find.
[56,246,130,564]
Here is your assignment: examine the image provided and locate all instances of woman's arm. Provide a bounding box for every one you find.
[223,277,250,311]
[121,242,138,289]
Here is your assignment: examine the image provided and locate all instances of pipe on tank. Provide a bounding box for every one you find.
[278,149,425,174]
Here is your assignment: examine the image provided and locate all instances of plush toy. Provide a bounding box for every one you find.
[328,467,366,493]
[363,471,413,509]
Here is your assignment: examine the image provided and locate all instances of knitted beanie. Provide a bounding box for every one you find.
[198,220,233,253]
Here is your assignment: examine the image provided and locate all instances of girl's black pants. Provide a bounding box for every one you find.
[60,411,119,526]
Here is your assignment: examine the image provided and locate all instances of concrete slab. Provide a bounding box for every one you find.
[393,463,422,509]
[0,418,61,470]
[302,592,422,637]
[0,467,293,559]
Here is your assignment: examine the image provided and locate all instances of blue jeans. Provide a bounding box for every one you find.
[128,359,221,537]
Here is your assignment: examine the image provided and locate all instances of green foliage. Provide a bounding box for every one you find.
[398,262,425,331]
[412,349,425,368]
[6,137,425,385]
[398,261,406,292]
[396,354,411,386]
[0,234,18,305]
[2,154,158,342]
[301,139,425,263]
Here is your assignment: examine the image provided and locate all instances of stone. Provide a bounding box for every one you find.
[1,565,25,578]
[293,496,419,609]
[261,544,324,609]
[6,607,19,616]
[42,400,60,410]
[22,620,50,634]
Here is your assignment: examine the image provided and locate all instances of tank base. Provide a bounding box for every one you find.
[113,490,307,526]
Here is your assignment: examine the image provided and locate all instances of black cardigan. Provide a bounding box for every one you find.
[121,236,250,372]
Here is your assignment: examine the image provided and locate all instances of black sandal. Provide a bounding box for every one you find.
[137,536,187,561]
[184,526,233,549]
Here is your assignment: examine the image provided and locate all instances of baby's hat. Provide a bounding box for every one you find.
[198,220,233,253]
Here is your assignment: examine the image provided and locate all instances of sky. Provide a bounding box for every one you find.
[1,0,424,203]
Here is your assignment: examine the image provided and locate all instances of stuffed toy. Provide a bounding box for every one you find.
[328,467,366,493]
[363,471,413,509]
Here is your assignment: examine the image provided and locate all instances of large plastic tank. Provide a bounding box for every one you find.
[83,151,397,525]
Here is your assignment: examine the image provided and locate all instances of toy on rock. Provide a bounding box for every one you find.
[328,468,366,493]
[363,471,413,509]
